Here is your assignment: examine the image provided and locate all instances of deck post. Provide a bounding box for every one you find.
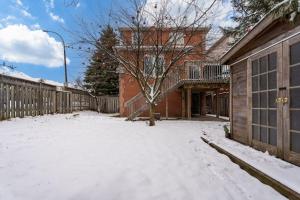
[181,89,186,119]
[211,92,214,114]
[216,90,220,118]
[201,92,207,116]
[187,87,192,120]
[166,94,169,119]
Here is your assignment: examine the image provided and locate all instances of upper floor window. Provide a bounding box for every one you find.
[119,32,124,45]
[169,32,185,46]
[144,55,164,76]
[132,32,143,45]
[186,61,201,79]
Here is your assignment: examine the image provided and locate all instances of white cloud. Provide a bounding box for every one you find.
[31,23,41,30]
[15,0,34,19]
[76,2,80,8]
[0,16,16,27]
[144,0,236,46]
[20,9,33,18]
[16,0,23,6]
[208,1,237,28]
[49,12,64,23]
[44,0,55,10]
[143,0,202,25]
[43,0,64,23]
[0,16,16,23]
[0,24,70,68]
[143,0,235,28]
[49,0,55,8]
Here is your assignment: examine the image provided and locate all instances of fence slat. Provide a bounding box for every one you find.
[20,85,24,118]
[0,82,3,120]
[15,86,19,118]
[0,74,119,121]
[6,84,10,119]
[11,85,15,118]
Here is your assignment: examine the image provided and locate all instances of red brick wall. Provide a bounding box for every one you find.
[118,27,207,118]
[119,73,182,118]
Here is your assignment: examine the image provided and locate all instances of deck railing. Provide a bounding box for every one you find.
[125,63,230,120]
[185,63,230,81]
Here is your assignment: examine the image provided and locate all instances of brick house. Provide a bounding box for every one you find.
[117,27,230,120]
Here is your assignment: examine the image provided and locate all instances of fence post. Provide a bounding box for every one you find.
[0,76,3,120]
[6,84,10,119]
[39,82,43,115]
[29,87,32,116]
[51,90,56,114]
[16,85,20,118]
[70,92,73,113]
[67,92,71,113]
[79,94,82,111]
[11,85,15,118]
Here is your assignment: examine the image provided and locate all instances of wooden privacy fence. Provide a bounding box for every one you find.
[0,74,119,120]
[96,96,119,113]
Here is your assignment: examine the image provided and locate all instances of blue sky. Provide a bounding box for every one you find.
[0,0,234,84]
[0,0,114,83]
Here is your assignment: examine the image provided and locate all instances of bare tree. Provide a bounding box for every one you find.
[74,0,219,126]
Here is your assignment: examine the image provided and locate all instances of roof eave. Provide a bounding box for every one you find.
[221,14,279,64]
[118,26,211,33]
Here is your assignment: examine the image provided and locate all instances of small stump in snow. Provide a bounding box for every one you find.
[154,113,161,120]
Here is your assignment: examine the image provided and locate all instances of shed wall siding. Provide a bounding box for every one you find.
[231,60,248,144]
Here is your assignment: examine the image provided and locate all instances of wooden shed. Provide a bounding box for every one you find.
[221,11,300,166]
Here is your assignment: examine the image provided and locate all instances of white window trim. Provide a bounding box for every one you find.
[132,32,143,45]
[132,32,137,45]
[169,32,185,46]
[144,54,165,77]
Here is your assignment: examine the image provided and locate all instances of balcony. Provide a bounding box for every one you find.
[173,62,230,85]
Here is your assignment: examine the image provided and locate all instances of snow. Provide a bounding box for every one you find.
[0,112,286,200]
[201,124,300,195]
[206,114,229,121]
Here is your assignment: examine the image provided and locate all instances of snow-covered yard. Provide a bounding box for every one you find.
[0,112,286,200]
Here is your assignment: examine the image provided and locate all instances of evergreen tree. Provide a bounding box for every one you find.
[223,0,299,43]
[84,25,119,95]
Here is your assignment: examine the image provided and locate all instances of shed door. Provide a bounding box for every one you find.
[282,37,300,165]
[251,47,281,152]
[249,37,300,165]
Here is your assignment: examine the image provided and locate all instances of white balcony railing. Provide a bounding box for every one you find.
[185,63,230,81]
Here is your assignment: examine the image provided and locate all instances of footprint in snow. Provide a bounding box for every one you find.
[188,140,194,144]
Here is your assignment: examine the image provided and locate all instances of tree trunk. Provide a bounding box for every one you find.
[149,103,155,126]
[95,97,100,113]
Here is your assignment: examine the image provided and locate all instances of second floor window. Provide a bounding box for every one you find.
[186,61,201,79]
[144,55,165,76]
[169,32,185,46]
[132,32,143,45]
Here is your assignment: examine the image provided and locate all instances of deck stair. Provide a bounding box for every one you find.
[124,64,230,120]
